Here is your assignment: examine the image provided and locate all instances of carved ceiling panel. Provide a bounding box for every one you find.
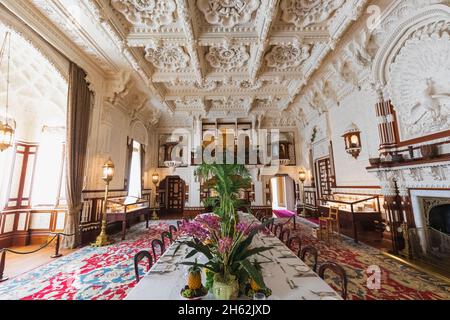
[197,0,261,27]
[22,0,368,121]
[280,0,346,27]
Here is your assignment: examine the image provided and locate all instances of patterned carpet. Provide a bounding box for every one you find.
[285,218,450,300]
[0,221,176,300]
[0,218,449,300]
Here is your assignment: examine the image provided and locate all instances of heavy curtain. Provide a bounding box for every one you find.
[63,62,92,249]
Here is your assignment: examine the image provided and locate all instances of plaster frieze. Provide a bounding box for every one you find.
[265,43,311,70]
[145,45,191,71]
[111,0,177,29]
[280,0,345,28]
[388,20,450,141]
[368,161,450,192]
[197,0,261,28]
[205,45,250,70]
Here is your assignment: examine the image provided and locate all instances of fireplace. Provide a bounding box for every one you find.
[409,195,450,271]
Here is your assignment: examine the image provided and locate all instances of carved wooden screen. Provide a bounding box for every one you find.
[316,158,335,198]
[158,176,185,216]
[167,176,185,215]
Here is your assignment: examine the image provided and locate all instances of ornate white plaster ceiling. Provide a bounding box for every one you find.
[0,25,67,133]
[18,0,368,123]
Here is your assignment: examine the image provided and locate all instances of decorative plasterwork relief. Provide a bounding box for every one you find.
[369,162,450,194]
[389,21,450,141]
[265,43,311,70]
[280,0,345,28]
[174,98,206,112]
[347,29,377,69]
[209,96,253,114]
[197,0,261,28]
[111,0,177,28]
[205,45,250,70]
[144,45,190,71]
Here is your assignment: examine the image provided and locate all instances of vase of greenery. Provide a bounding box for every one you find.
[176,163,273,300]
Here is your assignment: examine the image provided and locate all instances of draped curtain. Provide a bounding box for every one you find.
[63,63,92,249]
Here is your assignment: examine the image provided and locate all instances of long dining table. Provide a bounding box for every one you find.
[126,213,342,300]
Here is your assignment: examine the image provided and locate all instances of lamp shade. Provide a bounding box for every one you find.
[298,168,307,183]
[152,172,160,185]
[0,122,14,152]
[102,158,115,182]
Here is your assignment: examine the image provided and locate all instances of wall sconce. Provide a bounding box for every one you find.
[342,123,362,159]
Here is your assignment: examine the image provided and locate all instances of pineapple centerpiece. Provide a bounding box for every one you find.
[181,259,208,299]
[246,260,272,298]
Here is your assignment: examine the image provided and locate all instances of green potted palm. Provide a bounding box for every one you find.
[196,163,252,236]
[176,163,273,299]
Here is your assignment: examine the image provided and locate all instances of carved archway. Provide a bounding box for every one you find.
[0,7,69,82]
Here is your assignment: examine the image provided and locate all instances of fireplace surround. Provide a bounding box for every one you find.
[409,191,450,272]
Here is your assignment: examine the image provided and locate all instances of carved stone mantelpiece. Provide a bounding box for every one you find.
[368,161,450,195]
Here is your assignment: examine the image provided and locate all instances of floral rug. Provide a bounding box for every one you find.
[0,218,449,300]
[0,221,176,300]
[285,218,450,300]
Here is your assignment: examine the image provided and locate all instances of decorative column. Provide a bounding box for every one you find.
[397,183,414,258]
[375,89,398,154]
[380,172,405,255]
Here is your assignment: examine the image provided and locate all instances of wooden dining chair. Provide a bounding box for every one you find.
[327,206,341,242]
[176,220,183,230]
[151,239,165,260]
[279,229,291,244]
[134,250,153,283]
[161,231,174,246]
[169,225,178,237]
[273,223,283,238]
[287,236,301,253]
[318,262,348,300]
[299,245,318,272]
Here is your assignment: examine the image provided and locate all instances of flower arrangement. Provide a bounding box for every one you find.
[177,213,273,299]
[176,164,274,299]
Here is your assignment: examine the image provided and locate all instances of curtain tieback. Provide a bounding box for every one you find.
[69,204,83,216]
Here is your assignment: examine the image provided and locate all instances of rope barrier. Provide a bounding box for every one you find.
[0,232,75,282]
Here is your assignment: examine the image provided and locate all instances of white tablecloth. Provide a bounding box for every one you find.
[126,214,341,300]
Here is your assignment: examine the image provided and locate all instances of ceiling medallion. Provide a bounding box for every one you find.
[145,45,190,71]
[206,46,250,71]
[197,0,261,28]
[280,0,345,27]
[111,0,176,28]
[265,43,311,70]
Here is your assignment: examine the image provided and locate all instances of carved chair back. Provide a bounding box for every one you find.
[134,250,153,283]
[318,262,348,300]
